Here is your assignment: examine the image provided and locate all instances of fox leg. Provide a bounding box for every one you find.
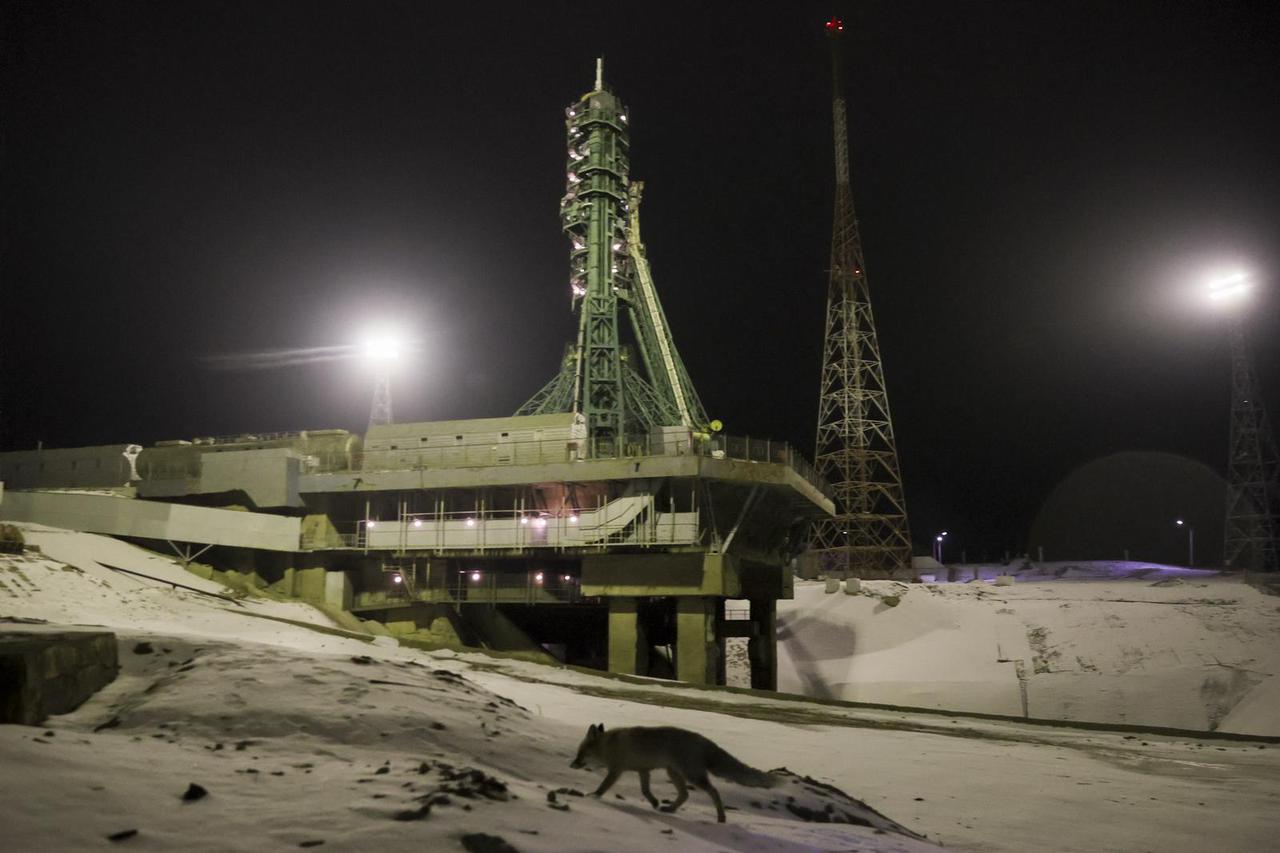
[638,770,660,809]
[693,773,726,823]
[592,768,622,798]
[659,768,688,813]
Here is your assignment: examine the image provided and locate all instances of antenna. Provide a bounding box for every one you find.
[595,57,604,91]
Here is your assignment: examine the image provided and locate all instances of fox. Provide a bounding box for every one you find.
[569,723,778,823]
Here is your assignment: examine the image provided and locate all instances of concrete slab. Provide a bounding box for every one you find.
[0,625,119,726]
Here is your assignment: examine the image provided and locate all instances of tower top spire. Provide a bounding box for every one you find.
[595,57,604,92]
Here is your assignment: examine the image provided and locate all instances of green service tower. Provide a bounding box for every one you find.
[520,59,707,455]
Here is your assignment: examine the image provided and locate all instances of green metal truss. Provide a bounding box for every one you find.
[519,60,708,455]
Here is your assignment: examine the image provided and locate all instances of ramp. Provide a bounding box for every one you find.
[0,491,301,552]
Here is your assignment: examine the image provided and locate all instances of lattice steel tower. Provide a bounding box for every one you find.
[368,367,393,428]
[1223,313,1280,571]
[519,60,708,453]
[809,18,912,577]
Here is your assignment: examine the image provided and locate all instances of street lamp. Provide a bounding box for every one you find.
[1175,519,1195,567]
[934,531,948,563]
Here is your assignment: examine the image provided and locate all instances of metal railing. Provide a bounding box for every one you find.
[124,427,833,503]
[352,572,582,609]
[348,431,832,499]
[309,498,702,553]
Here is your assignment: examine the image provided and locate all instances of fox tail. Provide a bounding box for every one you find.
[705,744,778,788]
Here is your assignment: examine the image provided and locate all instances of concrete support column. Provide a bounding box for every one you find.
[747,598,777,691]
[676,597,720,686]
[607,597,647,676]
[324,570,353,610]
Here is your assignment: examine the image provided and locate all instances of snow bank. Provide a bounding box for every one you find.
[1,525,936,852]
[777,568,1280,735]
[5,528,1280,853]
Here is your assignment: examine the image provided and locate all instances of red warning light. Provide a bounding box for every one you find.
[825,18,844,33]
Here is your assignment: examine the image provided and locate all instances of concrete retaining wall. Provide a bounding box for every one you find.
[0,628,119,725]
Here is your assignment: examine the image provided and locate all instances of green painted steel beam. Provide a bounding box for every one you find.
[519,60,712,454]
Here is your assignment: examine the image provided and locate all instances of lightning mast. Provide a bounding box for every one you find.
[519,59,707,452]
[809,18,913,577]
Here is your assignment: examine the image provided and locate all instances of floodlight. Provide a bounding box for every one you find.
[362,336,404,362]
[1207,272,1252,307]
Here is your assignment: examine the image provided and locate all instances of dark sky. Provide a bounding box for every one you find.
[3,1,1278,561]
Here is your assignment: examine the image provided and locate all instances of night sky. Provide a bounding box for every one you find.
[3,1,1278,563]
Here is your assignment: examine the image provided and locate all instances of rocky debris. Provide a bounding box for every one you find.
[436,765,510,801]
[299,842,324,849]
[132,641,154,655]
[546,786,583,810]
[350,655,375,665]
[181,783,208,802]
[768,769,930,840]
[391,807,429,822]
[106,829,138,842]
[433,669,467,684]
[460,834,520,853]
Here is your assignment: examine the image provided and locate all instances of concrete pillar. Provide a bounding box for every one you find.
[324,570,353,610]
[675,597,719,685]
[747,598,777,691]
[608,597,647,676]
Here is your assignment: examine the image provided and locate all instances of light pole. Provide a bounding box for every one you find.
[1175,519,1195,567]
[1207,270,1280,571]
[363,335,404,429]
[934,530,948,563]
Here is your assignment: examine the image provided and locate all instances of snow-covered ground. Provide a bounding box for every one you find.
[775,565,1280,737]
[4,525,1280,852]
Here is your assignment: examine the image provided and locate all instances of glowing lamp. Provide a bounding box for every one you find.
[392,575,402,584]
[520,516,530,525]
[362,337,403,362]
[366,520,376,529]
[534,572,544,583]
[534,517,548,529]
[470,571,481,582]
[1207,272,1252,306]
[568,514,579,524]
[465,517,476,527]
